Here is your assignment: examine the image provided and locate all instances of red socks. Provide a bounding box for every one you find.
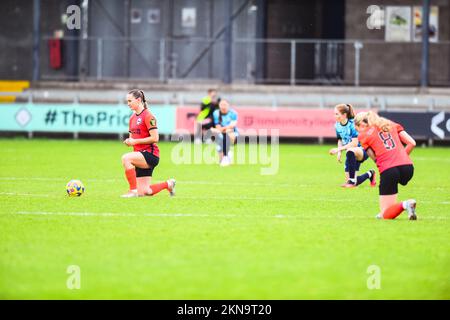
[148,182,168,196]
[382,202,405,219]
[125,169,168,196]
[125,168,137,190]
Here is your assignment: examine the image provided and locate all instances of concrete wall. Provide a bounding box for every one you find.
[345,0,450,86]
[0,1,33,79]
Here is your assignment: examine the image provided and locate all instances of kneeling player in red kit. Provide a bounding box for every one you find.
[354,111,417,220]
[121,89,175,198]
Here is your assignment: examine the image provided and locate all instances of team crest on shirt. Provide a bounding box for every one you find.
[137,118,142,125]
[150,118,156,126]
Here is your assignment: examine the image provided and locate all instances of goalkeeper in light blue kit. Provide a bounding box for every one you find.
[212,99,239,167]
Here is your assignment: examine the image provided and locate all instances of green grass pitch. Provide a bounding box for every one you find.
[0,138,449,299]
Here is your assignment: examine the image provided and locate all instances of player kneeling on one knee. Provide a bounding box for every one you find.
[355,111,417,220]
[329,103,375,188]
[121,89,175,198]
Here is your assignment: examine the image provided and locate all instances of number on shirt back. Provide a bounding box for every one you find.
[378,132,396,150]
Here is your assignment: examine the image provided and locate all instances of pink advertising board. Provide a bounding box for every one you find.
[176,107,339,137]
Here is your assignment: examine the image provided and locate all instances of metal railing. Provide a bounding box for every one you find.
[6,87,449,112]
[39,36,450,87]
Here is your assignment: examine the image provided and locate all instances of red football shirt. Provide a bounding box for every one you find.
[358,121,412,173]
[128,109,160,157]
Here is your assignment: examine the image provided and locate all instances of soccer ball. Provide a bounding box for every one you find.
[66,180,85,197]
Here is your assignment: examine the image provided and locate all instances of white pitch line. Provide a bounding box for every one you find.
[0,192,387,203]
[0,176,308,188]
[178,195,450,205]
[1,176,449,192]
[175,181,310,188]
[0,192,449,205]
[13,211,238,218]
[412,157,450,163]
[14,211,214,217]
[0,192,57,197]
[0,191,304,201]
[11,211,450,220]
[0,192,50,197]
[178,195,310,201]
[0,192,314,202]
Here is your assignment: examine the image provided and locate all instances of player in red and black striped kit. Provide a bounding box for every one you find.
[121,89,175,197]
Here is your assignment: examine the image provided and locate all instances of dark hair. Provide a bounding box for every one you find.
[207,88,217,94]
[128,89,148,109]
[335,103,355,119]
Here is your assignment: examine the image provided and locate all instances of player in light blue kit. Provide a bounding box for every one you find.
[329,103,376,188]
[212,99,238,166]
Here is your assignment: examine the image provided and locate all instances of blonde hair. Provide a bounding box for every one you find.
[354,112,368,127]
[335,103,355,119]
[354,111,391,132]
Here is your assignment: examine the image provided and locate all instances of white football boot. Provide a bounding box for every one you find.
[167,179,176,197]
[220,156,230,167]
[405,199,417,220]
[121,189,138,198]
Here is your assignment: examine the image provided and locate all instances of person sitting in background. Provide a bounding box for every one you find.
[211,99,238,167]
[195,89,220,144]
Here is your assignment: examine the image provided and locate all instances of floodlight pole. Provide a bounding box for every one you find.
[224,0,232,84]
[420,0,430,87]
[32,0,41,81]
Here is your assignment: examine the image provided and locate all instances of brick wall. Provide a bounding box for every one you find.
[345,0,450,85]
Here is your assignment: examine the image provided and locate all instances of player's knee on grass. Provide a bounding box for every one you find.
[136,174,152,196]
[137,186,152,197]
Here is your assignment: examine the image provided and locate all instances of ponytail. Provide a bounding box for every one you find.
[140,90,148,109]
[128,89,148,109]
[335,103,355,119]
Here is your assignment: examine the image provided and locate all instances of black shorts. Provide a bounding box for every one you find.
[202,121,215,130]
[135,151,160,177]
[379,164,414,195]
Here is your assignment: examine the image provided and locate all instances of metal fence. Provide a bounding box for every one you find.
[39,36,450,87]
